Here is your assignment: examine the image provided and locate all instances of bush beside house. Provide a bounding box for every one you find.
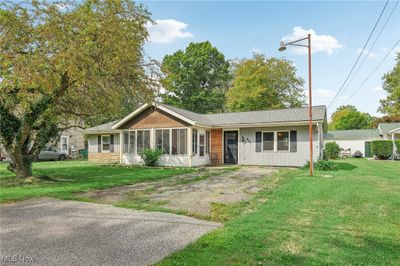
[140,149,164,166]
[324,142,341,159]
[371,140,393,159]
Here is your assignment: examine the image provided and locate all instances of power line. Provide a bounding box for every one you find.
[336,0,399,101]
[341,38,400,106]
[327,0,390,108]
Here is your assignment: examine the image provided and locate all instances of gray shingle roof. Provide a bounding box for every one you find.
[160,103,326,126]
[85,120,120,132]
[378,122,400,135]
[324,129,381,140]
[86,104,327,132]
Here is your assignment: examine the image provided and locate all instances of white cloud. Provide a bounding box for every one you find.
[281,26,343,55]
[371,86,386,100]
[252,47,263,54]
[146,19,193,44]
[356,48,376,58]
[313,88,348,105]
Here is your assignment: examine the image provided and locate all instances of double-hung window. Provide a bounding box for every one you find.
[277,131,289,151]
[199,134,205,156]
[155,129,170,154]
[102,135,110,151]
[192,129,198,155]
[205,131,210,154]
[262,132,274,151]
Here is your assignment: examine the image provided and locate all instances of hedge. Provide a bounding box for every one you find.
[371,140,393,159]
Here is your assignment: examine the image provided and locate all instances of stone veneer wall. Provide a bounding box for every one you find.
[88,152,120,163]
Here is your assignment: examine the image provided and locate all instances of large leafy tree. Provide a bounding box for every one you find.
[0,0,156,178]
[161,41,230,113]
[329,105,373,130]
[379,53,400,115]
[226,54,306,112]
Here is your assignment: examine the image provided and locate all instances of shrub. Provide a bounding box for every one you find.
[324,142,341,159]
[371,140,393,159]
[140,149,163,166]
[302,160,337,171]
[396,141,400,152]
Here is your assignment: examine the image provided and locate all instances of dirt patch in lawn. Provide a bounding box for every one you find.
[79,166,276,217]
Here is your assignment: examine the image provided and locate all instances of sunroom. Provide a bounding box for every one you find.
[112,104,211,167]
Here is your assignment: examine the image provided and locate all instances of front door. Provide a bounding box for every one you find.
[224,131,238,164]
[365,141,371,158]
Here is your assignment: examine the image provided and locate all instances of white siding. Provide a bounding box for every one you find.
[87,133,120,153]
[324,140,367,156]
[239,125,319,167]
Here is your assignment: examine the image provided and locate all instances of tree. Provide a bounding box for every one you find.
[329,105,373,130]
[160,41,230,113]
[0,0,156,178]
[379,53,400,115]
[371,114,400,128]
[226,54,305,112]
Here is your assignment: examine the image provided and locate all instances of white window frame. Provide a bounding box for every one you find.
[276,131,290,152]
[171,128,188,155]
[261,130,291,153]
[155,128,171,155]
[136,129,151,154]
[60,136,69,152]
[101,135,111,152]
[262,131,275,152]
[199,133,205,157]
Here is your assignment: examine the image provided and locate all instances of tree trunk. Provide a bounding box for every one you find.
[7,149,33,178]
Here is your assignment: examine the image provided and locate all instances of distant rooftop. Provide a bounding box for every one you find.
[378,122,400,135]
[324,129,381,140]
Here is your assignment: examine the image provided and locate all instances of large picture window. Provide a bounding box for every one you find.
[277,131,289,151]
[155,129,170,154]
[137,130,150,154]
[263,132,274,151]
[172,129,187,155]
[123,131,136,154]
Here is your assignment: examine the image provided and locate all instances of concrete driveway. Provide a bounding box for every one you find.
[0,198,221,266]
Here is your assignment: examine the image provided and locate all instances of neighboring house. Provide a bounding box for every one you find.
[378,122,400,140]
[56,127,86,158]
[0,126,85,161]
[324,122,400,158]
[85,103,327,167]
[324,129,381,157]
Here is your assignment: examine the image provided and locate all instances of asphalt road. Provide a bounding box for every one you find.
[0,198,221,266]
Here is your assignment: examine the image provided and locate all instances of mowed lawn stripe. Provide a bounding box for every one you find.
[158,159,400,265]
[0,161,193,203]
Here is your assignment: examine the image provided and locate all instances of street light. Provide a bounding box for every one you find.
[279,34,313,176]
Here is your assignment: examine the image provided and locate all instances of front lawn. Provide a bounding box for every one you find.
[0,161,192,203]
[159,159,400,265]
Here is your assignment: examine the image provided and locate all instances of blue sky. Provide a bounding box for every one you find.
[141,0,400,118]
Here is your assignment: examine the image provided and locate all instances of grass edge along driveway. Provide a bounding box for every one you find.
[157,159,400,266]
[0,161,193,203]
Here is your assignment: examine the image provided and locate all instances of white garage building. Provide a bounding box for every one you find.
[324,122,400,158]
[324,129,381,157]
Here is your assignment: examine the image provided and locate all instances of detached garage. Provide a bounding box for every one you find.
[324,129,381,158]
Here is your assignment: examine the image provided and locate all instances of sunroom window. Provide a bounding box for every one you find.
[155,129,170,154]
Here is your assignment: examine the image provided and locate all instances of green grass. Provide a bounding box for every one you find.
[158,159,400,265]
[0,161,193,203]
